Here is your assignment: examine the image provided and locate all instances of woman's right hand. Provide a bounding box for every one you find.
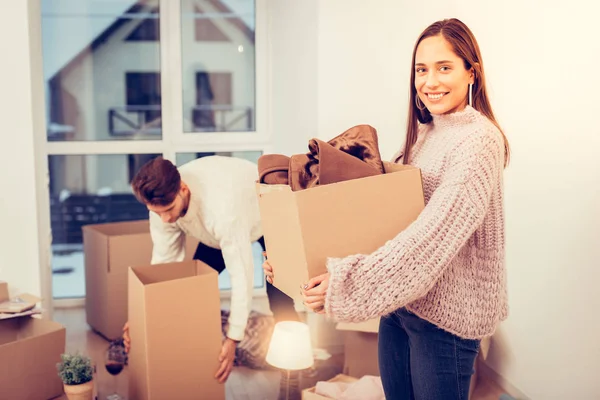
[262,252,274,284]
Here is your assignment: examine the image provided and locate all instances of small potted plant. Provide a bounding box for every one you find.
[56,353,95,400]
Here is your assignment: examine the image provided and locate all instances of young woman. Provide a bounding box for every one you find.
[264,18,510,399]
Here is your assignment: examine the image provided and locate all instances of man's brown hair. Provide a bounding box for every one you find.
[131,156,181,206]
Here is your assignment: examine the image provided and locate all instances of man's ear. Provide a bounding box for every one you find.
[180,181,189,194]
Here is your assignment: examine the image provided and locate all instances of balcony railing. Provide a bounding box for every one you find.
[108,105,162,137]
[108,104,253,136]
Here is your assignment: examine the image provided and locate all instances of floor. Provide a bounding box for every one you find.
[51,307,508,400]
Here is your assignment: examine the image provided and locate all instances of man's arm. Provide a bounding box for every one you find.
[219,228,254,341]
[149,211,186,264]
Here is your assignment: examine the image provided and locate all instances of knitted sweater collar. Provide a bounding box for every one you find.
[430,105,479,129]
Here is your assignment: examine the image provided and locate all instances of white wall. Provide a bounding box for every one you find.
[268,0,318,155]
[314,0,600,398]
[0,2,49,301]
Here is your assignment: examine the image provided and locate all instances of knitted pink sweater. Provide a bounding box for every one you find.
[325,105,508,339]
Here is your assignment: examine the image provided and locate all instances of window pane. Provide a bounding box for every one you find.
[176,151,264,290]
[41,0,162,141]
[175,150,261,166]
[50,153,159,298]
[180,0,256,133]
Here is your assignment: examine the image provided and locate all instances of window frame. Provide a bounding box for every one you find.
[36,0,271,306]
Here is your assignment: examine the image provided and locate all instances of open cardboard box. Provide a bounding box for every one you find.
[0,282,66,400]
[257,162,424,303]
[128,260,224,400]
[83,220,198,340]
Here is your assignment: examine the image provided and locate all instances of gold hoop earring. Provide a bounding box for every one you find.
[415,96,426,111]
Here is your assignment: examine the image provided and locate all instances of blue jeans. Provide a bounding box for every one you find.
[378,308,480,400]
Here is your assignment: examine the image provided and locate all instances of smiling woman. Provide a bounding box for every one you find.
[315,18,512,400]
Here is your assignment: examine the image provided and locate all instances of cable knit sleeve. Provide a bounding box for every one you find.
[216,221,254,341]
[325,128,505,322]
[149,211,186,264]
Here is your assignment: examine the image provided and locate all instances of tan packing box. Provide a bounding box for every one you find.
[83,220,198,340]
[128,260,224,400]
[302,374,358,400]
[337,318,380,378]
[0,282,66,400]
[257,162,424,302]
[469,336,491,399]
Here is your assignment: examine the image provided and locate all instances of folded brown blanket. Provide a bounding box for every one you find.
[258,124,384,190]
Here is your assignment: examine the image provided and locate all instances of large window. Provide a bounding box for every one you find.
[41,0,268,300]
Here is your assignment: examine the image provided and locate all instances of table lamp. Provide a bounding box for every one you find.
[266,321,314,400]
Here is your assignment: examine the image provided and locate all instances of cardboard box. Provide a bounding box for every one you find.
[336,318,380,378]
[128,260,224,400]
[302,374,358,400]
[257,162,424,302]
[0,283,66,400]
[343,331,379,378]
[83,220,198,340]
[469,336,491,399]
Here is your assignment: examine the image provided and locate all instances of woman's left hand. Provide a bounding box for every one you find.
[301,273,330,314]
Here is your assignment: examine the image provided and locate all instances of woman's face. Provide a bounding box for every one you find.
[414,35,473,115]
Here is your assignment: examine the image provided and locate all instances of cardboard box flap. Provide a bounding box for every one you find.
[336,318,380,333]
[257,185,310,301]
[131,261,199,286]
[83,220,149,236]
[108,232,153,274]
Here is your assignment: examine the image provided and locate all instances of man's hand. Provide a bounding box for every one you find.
[302,273,330,314]
[215,337,237,383]
[123,322,130,353]
[262,252,274,284]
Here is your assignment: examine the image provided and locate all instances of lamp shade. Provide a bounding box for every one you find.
[266,321,314,370]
